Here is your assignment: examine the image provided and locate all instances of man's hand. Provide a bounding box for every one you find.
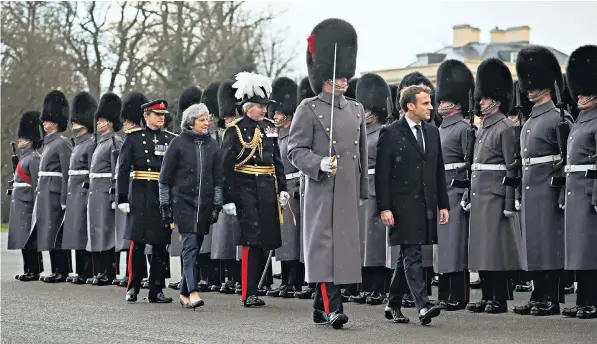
[320,157,335,173]
[460,201,470,212]
[359,199,365,206]
[594,206,597,213]
[160,203,173,227]
[559,203,565,210]
[439,209,449,225]
[118,203,130,213]
[504,210,517,217]
[61,204,66,211]
[223,203,237,216]
[515,200,521,211]
[381,210,394,227]
[279,191,290,207]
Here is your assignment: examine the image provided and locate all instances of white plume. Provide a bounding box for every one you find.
[232,72,272,100]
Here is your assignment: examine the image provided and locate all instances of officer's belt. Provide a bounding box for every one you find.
[38,171,63,177]
[444,162,466,171]
[132,171,160,181]
[565,164,596,173]
[69,169,89,176]
[368,168,375,175]
[286,172,301,180]
[89,173,113,179]
[471,163,507,171]
[13,182,31,188]
[522,154,561,166]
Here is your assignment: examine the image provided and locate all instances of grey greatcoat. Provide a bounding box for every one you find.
[466,113,522,271]
[565,107,597,270]
[62,133,94,250]
[298,172,306,263]
[32,133,72,251]
[359,121,386,267]
[87,132,123,252]
[288,92,369,285]
[275,127,301,261]
[434,113,470,273]
[520,101,568,271]
[8,149,40,250]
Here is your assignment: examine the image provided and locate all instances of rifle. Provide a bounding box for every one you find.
[503,83,523,189]
[550,80,571,187]
[109,135,119,209]
[451,89,476,194]
[6,142,19,196]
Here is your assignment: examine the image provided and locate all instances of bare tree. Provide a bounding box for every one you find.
[255,24,297,79]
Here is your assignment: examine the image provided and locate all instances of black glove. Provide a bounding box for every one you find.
[210,205,222,225]
[160,203,173,228]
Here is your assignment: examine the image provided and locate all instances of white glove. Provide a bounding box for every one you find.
[559,204,565,210]
[460,201,470,212]
[594,206,597,213]
[111,202,116,210]
[223,203,237,216]
[504,210,516,217]
[359,199,365,206]
[61,204,66,210]
[279,191,289,207]
[515,200,521,211]
[320,157,334,173]
[118,203,130,213]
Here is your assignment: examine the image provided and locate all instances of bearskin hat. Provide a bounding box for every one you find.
[70,91,98,133]
[507,81,533,119]
[397,72,436,107]
[345,78,358,99]
[41,90,69,132]
[268,77,298,118]
[297,77,316,104]
[18,110,43,149]
[436,60,474,113]
[120,91,148,127]
[516,45,563,94]
[306,18,358,94]
[566,45,597,99]
[164,112,174,131]
[356,73,391,124]
[95,92,122,132]
[218,80,242,119]
[178,86,203,118]
[474,58,513,114]
[389,85,400,119]
[201,82,223,128]
[562,74,581,120]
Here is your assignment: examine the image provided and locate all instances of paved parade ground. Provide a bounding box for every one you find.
[1,232,596,344]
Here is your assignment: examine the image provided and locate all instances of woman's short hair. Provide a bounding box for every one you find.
[399,85,431,112]
[181,103,209,130]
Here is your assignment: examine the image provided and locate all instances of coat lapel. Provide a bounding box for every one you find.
[397,117,423,157]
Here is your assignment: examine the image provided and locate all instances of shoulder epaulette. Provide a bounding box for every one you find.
[164,130,178,136]
[124,127,142,134]
[223,117,242,138]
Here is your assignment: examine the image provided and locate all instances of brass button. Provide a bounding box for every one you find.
[326,128,330,132]
[142,133,145,137]
[337,155,340,158]
[143,141,146,144]
[146,159,150,163]
[357,114,360,117]
[148,168,152,171]
[333,140,337,144]
[145,150,148,153]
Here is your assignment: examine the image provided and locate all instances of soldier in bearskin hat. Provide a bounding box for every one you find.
[464,58,521,314]
[288,18,368,328]
[345,78,358,99]
[8,111,44,281]
[562,45,597,319]
[202,82,223,143]
[389,84,400,122]
[34,90,73,283]
[398,72,442,127]
[433,59,475,310]
[62,91,97,284]
[514,46,573,316]
[87,93,123,286]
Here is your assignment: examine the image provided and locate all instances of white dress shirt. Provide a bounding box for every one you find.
[404,115,425,152]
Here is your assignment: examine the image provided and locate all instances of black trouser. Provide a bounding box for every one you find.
[438,271,470,304]
[362,266,387,293]
[22,249,43,275]
[241,246,263,300]
[127,242,168,296]
[92,248,117,280]
[198,253,218,283]
[223,259,240,283]
[49,249,72,276]
[529,269,563,303]
[576,270,597,306]
[281,260,303,289]
[510,270,531,286]
[424,266,434,296]
[387,244,429,311]
[74,249,93,277]
[314,282,343,314]
[479,271,512,304]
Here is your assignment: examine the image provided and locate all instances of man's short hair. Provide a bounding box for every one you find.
[399,85,431,112]
[242,102,257,113]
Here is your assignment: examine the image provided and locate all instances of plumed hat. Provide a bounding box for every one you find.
[41,90,69,132]
[218,80,242,119]
[70,91,98,133]
[566,45,597,98]
[268,77,298,118]
[120,91,148,127]
[516,45,563,93]
[307,18,358,94]
[436,60,474,113]
[95,93,122,132]
[297,76,317,104]
[18,110,43,149]
[474,58,513,114]
[178,86,203,118]
[356,73,391,123]
[232,72,273,106]
[345,78,358,99]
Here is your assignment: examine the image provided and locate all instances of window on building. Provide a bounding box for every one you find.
[510,52,518,63]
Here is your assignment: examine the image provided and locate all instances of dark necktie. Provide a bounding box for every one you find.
[414,124,424,153]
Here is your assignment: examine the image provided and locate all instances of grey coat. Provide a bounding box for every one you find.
[299,173,306,264]
[467,113,522,271]
[32,133,72,251]
[275,127,301,261]
[8,149,40,250]
[565,107,597,270]
[520,101,568,271]
[434,113,470,273]
[288,92,368,285]
[87,132,123,252]
[62,133,94,250]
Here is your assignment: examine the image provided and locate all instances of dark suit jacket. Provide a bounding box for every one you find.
[375,116,449,246]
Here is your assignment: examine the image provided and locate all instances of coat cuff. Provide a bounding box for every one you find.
[118,194,128,204]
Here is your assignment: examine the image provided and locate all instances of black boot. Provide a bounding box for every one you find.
[401,293,416,308]
[349,292,369,304]
[279,285,298,298]
[466,300,489,313]
[513,301,540,315]
[243,295,266,307]
[295,287,316,299]
[485,300,507,314]
[366,291,384,305]
[530,301,560,316]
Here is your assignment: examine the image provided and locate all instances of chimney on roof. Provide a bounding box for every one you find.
[504,26,531,43]
[490,27,506,43]
[452,24,480,48]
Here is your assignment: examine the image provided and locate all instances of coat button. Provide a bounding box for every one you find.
[333,140,337,144]
[526,186,530,189]
[353,155,356,159]
[337,155,341,158]
[148,168,152,171]
[357,114,360,117]
[319,115,323,119]
[526,130,530,133]
[147,159,150,163]
[472,193,476,196]
[524,148,528,151]
[143,141,146,144]
[145,150,148,153]
[142,133,145,136]
[568,191,571,195]
[354,141,357,145]
[478,140,482,143]
[525,167,529,171]
[326,128,330,132]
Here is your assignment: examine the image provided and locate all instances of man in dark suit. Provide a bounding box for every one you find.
[376,85,450,325]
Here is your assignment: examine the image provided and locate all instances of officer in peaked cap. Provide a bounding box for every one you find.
[117,98,175,303]
[62,91,97,285]
[433,59,475,311]
[288,18,368,329]
[8,111,44,282]
[514,46,573,316]
[562,45,597,319]
[35,90,73,284]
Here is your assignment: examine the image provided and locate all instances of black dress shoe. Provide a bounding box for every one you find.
[243,295,266,307]
[197,280,211,292]
[341,288,357,302]
[485,301,507,314]
[562,306,585,317]
[313,309,328,324]
[577,305,597,319]
[148,292,173,303]
[209,283,221,292]
[470,278,481,289]
[384,306,410,323]
[44,273,67,283]
[72,276,88,285]
[530,301,560,316]
[349,292,369,304]
[86,277,95,284]
[125,289,138,302]
[431,276,439,286]
[329,312,348,329]
[295,287,316,299]
[142,279,150,289]
[168,280,181,290]
[515,282,532,292]
[256,285,271,297]
[66,275,75,283]
[442,300,466,311]
[17,273,40,282]
[564,285,575,295]
[419,305,441,325]
[513,301,540,315]
[366,292,384,305]
[234,282,242,295]
[119,278,128,287]
[92,274,111,286]
[402,294,416,308]
[466,300,489,313]
[267,285,286,297]
[112,277,123,286]
[279,286,298,298]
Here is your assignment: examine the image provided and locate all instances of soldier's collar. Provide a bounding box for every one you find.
[440,112,464,128]
[74,132,92,145]
[21,148,34,157]
[366,121,383,134]
[318,91,348,109]
[482,112,505,128]
[278,126,290,139]
[530,100,556,118]
[43,132,60,144]
[577,107,597,123]
[97,131,114,143]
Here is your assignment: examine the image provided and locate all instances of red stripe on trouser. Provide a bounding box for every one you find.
[241,247,249,301]
[321,283,330,315]
[126,242,134,289]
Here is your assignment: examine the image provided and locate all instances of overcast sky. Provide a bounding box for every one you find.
[252,0,597,79]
